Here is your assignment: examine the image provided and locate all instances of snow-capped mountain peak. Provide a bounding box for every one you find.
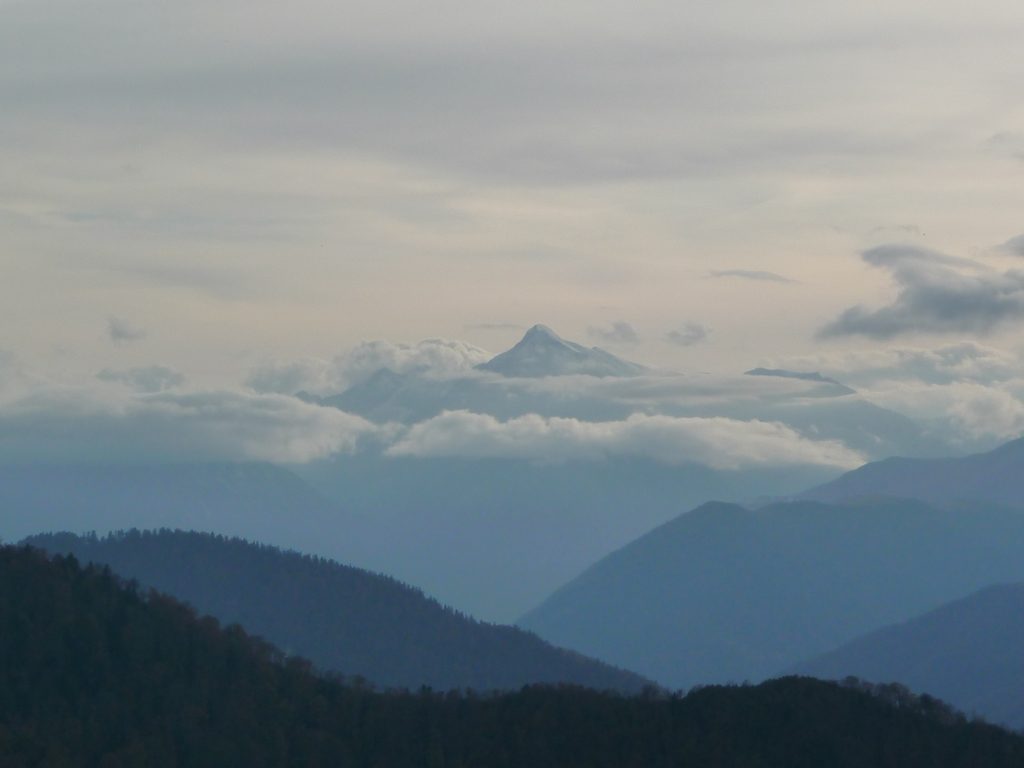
[478,325,646,378]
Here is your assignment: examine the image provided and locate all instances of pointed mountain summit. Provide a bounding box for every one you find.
[478,324,647,378]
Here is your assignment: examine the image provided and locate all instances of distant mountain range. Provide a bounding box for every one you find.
[24,529,648,693]
[519,497,1024,690]
[6,543,1024,767]
[791,582,1024,730]
[293,454,836,621]
[0,458,837,623]
[802,436,1024,507]
[477,324,647,378]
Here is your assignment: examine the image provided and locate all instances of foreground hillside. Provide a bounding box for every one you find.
[25,529,646,693]
[3,546,1024,768]
[520,498,1024,689]
[792,583,1024,730]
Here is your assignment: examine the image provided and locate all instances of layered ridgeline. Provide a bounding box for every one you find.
[802,436,1024,507]
[792,583,1024,730]
[4,547,1024,768]
[24,530,646,693]
[0,326,937,626]
[519,498,1024,690]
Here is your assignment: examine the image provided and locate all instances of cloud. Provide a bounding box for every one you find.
[709,270,796,284]
[587,321,640,345]
[666,323,710,347]
[331,338,491,387]
[245,359,336,396]
[864,381,1024,444]
[998,234,1024,257]
[985,132,1024,162]
[386,410,863,470]
[819,245,1024,339]
[107,317,146,345]
[97,366,186,393]
[0,350,20,395]
[246,338,493,395]
[0,387,379,465]
[770,342,1022,387]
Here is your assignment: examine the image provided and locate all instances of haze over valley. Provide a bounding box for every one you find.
[4,0,1024,763]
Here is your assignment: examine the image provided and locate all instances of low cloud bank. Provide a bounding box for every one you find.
[387,410,864,470]
[0,388,377,464]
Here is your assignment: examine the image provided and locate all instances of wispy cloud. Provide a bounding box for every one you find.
[247,338,492,395]
[666,323,710,347]
[107,317,146,345]
[709,270,796,284]
[587,321,640,345]
[97,366,185,393]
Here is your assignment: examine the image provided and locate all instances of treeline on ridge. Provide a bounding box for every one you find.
[2,545,1024,767]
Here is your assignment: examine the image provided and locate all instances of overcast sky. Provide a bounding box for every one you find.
[3,0,1023,386]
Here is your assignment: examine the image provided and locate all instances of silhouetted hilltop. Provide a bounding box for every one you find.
[792,582,1024,730]
[24,529,647,692]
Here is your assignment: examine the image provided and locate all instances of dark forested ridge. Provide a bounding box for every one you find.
[791,583,1024,730]
[3,545,1024,768]
[520,498,1024,689]
[23,529,647,693]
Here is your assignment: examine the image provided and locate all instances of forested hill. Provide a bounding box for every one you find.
[791,583,1024,729]
[4,546,1024,767]
[23,529,646,693]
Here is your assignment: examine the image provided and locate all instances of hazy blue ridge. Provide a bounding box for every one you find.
[519,497,1024,690]
[801,437,1024,507]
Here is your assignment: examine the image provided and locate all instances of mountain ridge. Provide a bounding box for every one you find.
[519,497,1024,689]
[801,435,1024,507]
[24,528,649,693]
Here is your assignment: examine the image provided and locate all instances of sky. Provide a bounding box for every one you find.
[2,0,1024,468]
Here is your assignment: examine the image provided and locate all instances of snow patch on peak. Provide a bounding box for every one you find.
[478,325,646,378]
